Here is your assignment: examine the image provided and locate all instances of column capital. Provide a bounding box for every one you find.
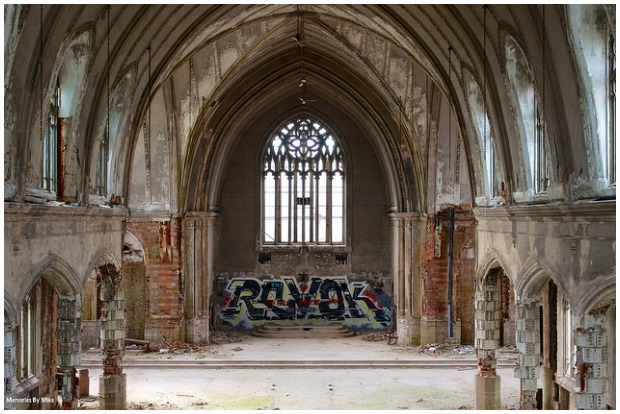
[388,211,424,221]
[184,211,220,227]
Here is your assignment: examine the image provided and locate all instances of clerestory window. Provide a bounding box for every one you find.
[263,117,345,245]
[534,103,549,194]
[19,288,36,380]
[608,32,616,185]
[42,80,60,193]
[96,119,109,196]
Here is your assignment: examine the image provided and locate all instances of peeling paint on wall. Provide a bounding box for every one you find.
[218,276,391,330]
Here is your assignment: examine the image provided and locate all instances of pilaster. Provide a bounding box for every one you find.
[390,212,423,345]
[184,211,219,344]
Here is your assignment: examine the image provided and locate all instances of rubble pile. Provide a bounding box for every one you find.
[155,332,245,354]
[414,343,475,357]
[210,331,245,344]
[158,339,209,354]
[362,333,390,342]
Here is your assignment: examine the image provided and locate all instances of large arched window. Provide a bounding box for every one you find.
[504,35,551,197]
[263,117,345,245]
[567,5,616,187]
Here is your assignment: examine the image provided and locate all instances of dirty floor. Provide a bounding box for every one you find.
[79,331,522,410]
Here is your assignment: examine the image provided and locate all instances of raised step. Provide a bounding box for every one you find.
[251,323,355,338]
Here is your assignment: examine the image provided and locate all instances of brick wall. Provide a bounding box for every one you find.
[126,218,184,345]
[422,206,476,344]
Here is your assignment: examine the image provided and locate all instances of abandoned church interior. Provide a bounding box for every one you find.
[3,4,616,410]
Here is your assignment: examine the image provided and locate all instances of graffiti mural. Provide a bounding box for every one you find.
[218,276,391,329]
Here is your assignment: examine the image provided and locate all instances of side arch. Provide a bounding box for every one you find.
[476,249,512,284]
[82,247,122,287]
[573,266,616,316]
[515,256,568,301]
[24,253,82,300]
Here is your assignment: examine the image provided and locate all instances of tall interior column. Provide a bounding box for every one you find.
[574,310,608,410]
[57,296,81,409]
[99,264,126,410]
[514,297,541,410]
[474,271,501,409]
[4,319,16,410]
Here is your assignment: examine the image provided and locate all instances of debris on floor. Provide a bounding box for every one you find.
[412,343,476,357]
[362,333,386,342]
[157,339,209,354]
[210,331,245,344]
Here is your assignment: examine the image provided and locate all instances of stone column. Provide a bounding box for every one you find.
[184,212,218,344]
[99,264,126,410]
[514,298,540,410]
[57,296,81,409]
[474,271,501,409]
[4,319,16,410]
[574,311,608,410]
[390,212,422,345]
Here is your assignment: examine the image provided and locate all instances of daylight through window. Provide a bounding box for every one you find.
[263,118,345,245]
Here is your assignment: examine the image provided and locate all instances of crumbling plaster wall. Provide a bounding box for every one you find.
[4,204,125,317]
[125,217,184,345]
[475,201,615,304]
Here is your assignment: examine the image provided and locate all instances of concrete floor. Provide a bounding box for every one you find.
[79,332,523,410]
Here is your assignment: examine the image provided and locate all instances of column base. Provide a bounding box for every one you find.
[99,373,126,410]
[185,318,210,344]
[420,317,462,344]
[396,316,420,345]
[474,373,501,410]
[542,366,555,410]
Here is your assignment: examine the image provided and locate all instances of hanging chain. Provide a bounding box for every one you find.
[542,5,546,144]
[483,5,488,173]
[107,5,111,143]
[148,46,151,143]
[40,5,43,148]
[448,46,452,167]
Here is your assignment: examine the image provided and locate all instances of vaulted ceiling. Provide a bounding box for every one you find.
[5,5,612,213]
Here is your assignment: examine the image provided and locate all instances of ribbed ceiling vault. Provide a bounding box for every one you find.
[9,4,596,212]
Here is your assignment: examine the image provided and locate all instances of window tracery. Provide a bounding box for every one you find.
[263,117,345,245]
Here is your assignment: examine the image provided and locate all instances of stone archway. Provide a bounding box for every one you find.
[12,267,82,410]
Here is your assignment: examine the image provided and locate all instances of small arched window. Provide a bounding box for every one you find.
[263,117,345,245]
